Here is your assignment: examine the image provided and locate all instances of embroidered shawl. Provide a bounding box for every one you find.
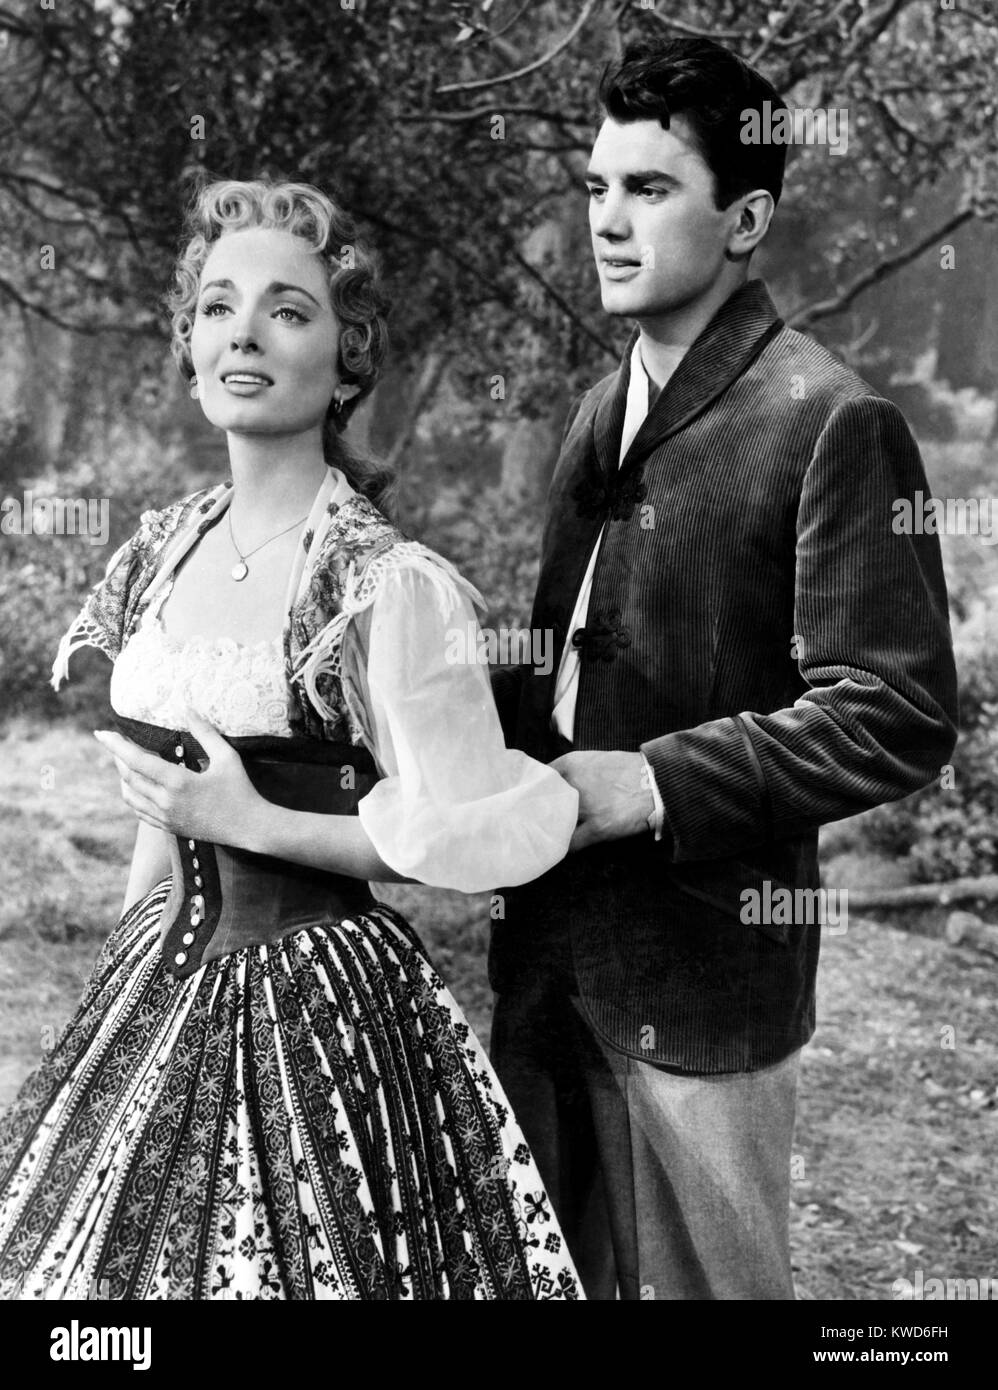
[52,471,485,746]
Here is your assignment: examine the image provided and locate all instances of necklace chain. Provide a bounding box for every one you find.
[227,507,309,581]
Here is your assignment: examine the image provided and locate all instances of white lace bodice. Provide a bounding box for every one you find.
[110,583,292,737]
[103,469,579,893]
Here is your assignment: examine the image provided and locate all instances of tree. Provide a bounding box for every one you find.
[0,0,995,452]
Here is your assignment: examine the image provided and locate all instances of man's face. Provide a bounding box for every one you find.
[586,115,741,325]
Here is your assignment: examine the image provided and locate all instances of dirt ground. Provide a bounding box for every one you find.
[1,722,995,1300]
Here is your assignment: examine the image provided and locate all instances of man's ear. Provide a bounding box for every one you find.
[726,189,776,261]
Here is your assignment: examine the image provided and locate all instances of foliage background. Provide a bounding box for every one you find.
[0,0,996,1301]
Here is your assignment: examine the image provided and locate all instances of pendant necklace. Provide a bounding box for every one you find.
[227,507,309,582]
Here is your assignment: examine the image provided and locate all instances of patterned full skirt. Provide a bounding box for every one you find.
[0,883,582,1300]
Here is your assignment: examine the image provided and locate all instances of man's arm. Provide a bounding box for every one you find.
[558,395,959,859]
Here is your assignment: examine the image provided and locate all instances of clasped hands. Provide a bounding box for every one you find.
[550,749,656,852]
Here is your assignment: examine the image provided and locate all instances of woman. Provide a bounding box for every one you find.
[0,179,582,1301]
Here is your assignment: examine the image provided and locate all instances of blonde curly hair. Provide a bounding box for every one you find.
[165,177,394,511]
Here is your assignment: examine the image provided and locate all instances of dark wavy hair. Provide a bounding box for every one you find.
[165,177,395,513]
[599,37,788,209]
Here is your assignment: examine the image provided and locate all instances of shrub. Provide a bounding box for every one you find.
[0,426,204,728]
[843,611,998,883]
[408,477,544,633]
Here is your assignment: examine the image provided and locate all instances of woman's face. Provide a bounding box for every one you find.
[189,226,343,440]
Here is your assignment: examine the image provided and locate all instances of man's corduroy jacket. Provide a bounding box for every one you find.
[489,279,959,1074]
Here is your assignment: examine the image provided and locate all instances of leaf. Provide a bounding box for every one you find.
[894,1239,924,1256]
[455,25,474,43]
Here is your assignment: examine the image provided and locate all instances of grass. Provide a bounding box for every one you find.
[1,721,995,1300]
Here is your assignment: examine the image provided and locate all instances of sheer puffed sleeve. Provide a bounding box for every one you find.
[340,556,578,892]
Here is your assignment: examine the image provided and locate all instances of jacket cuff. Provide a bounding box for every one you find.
[640,715,771,861]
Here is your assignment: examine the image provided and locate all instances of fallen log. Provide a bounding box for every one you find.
[944,910,998,957]
[844,876,998,910]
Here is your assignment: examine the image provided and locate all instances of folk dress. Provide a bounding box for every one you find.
[0,467,583,1301]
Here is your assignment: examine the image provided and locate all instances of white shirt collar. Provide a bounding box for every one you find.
[618,335,651,467]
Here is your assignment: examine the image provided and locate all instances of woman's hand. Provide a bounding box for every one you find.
[94,709,264,848]
[548,749,655,851]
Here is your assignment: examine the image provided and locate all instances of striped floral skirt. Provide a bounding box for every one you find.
[0,883,582,1300]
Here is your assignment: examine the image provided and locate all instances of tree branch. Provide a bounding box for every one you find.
[485,0,535,41]
[398,104,589,128]
[385,350,447,474]
[361,207,520,310]
[871,95,936,154]
[844,0,912,59]
[359,206,615,359]
[787,208,975,329]
[0,167,102,207]
[451,0,534,48]
[513,140,592,154]
[955,8,996,28]
[0,271,147,334]
[0,178,113,232]
[765,0,855,51]
[437,0,599,95]
[0,5,34,39]
[643,7,748,41]
[510,249,617,361]
[748,0,806,65]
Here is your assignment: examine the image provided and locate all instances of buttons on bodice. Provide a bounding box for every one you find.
[175,745,206,966]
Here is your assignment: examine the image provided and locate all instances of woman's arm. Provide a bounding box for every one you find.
[121,821,173,915]
[241,804,412,882]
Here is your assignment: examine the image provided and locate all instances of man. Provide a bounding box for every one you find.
[489,36,958,1301]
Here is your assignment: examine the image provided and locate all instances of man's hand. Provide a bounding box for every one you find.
[549,750,655,852]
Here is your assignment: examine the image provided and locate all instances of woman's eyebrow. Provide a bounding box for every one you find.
[199,277,322,307]
[267,281,322,306]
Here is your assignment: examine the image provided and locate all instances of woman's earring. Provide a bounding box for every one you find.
[332,394,343,415]
[189,374,200,400]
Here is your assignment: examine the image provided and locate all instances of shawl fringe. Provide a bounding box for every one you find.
[293,541,486,729]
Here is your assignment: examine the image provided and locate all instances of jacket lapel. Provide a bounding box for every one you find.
[516,280,785,755]
[620,279,783,471]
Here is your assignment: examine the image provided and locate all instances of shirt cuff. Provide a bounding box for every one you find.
[640,751,665,842]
